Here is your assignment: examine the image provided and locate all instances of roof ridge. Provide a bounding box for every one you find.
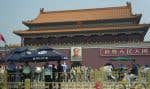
[41,5,129,14]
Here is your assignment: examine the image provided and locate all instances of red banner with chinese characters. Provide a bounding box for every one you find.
[100,48,150,56]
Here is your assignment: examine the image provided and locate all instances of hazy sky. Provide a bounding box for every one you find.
[0,0,150,46]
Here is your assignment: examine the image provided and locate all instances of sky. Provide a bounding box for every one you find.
[0,0,150,46]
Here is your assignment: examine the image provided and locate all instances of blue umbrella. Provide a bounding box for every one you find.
[110,57,134,61]
[27,50,67,62]
[22,46,68,62]
[6,47,28,62]
[6,46,68,62]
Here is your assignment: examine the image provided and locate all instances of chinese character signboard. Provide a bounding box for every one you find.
[100,48,150,56]
[71,47,82,61]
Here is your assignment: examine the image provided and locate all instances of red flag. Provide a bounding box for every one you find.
[0,34,6,43]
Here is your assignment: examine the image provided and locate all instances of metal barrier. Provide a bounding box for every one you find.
[0,69,149,89]
[31,82,95,89]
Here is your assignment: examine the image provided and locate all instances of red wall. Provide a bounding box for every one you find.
[58,48,150,68]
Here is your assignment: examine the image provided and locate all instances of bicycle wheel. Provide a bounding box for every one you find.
[114,83,126,89]
[134,83,146,89]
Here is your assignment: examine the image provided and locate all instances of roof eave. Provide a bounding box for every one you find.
[13,24,150,36]
[135,14,142,24]
[13,31,24,36]
[22,16,141,26]
[22,21,32,27]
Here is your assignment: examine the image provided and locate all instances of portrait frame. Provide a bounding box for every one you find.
[71,47,82,61]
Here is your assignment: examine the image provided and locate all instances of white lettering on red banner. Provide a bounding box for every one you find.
[100,48,150,56]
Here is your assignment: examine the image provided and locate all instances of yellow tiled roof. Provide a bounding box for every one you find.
[24,3,132,24]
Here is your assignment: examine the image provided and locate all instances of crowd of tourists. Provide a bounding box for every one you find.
[4,61,65,82]
[3,61,93,82]
[0,62,149,84]
[101,63,150,83]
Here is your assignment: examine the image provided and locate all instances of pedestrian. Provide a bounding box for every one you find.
[61,61,68,81]
[57,61,63,89]
[7,62,16,82]
[52,64,57,82]
[57,61,63,82]
[22,62,31,81]
[44,62,52,89]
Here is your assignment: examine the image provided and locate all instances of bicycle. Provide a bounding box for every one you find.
[128,78,146,89]
[110,70,126,89]
[123,74,146,89]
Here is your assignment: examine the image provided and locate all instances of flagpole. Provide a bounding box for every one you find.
[4,43,8,66]
[0,34,8,67]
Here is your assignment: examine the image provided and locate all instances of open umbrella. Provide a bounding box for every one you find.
[6,47,28,62]
[5,46,68,62]
[22,46,68,62]
[110,57,134,61]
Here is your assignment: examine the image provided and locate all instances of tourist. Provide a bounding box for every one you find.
[57,61,63,82]
[7,62,16,82]
[35,64,42,82]
[22,62,31,81]
[61,61,68,81]
[57,61,63,89]
[43,62,52,89]
[70,67,76,82]
[52,64,57,82]
[0,65,5,74]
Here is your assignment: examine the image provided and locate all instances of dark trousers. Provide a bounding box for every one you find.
[23,73,31,82]
[45,75,52,89]
[57,73,62,89]
[7,70,16,82]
